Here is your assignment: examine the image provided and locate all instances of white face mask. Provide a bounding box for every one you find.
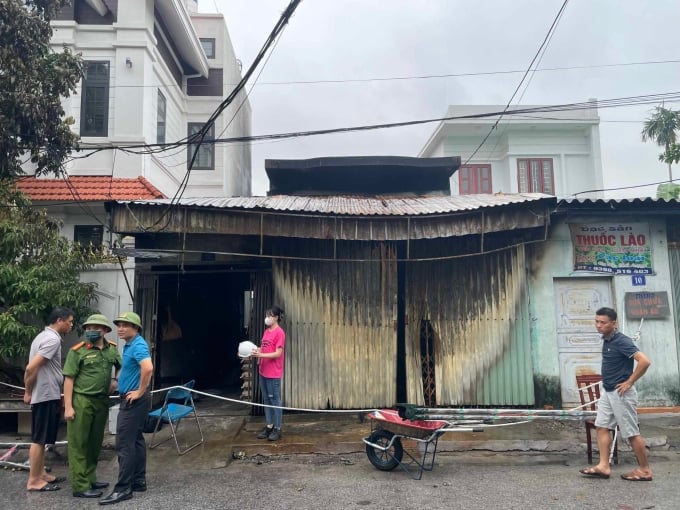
[264,317,275,327]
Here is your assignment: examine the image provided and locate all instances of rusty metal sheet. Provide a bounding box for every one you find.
[117,193,551,216]
[109,198,550,242]
[404,245,534,406]
[275,244,398,409]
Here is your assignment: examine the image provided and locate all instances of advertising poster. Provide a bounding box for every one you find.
[569,223,652,275]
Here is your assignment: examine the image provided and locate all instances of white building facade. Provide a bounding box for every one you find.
[49,0,251,198]
[19,0,251,334]
[419,104,603,199]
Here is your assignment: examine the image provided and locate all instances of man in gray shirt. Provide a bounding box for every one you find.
[24,307,75,492]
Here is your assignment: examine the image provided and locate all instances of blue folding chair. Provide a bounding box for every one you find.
[148,380,204,455]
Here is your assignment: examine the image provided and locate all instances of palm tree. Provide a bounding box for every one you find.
[641,105,680,182]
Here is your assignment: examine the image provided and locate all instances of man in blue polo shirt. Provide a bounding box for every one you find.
[100,312,153,505]
[579,307,652,482]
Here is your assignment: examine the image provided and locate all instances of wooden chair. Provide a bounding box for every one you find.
[575,374,618,465]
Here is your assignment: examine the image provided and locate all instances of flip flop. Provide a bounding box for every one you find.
[621,472,653,482]
[45,476,66,484]
[28,484,61,492]
[579,468,610,479]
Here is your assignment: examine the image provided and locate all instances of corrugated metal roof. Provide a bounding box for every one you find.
[562,197,679,205]
[556,196,680,213]
[125,193,551,217]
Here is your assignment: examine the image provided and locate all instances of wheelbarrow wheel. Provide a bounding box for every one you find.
[365,429,403,471]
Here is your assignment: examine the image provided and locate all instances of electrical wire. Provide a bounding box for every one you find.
[150,6,284,168]
[152,1,300,225]
[6,169,676,210]
[51,0,301,230]
[479,0,568,165]
[146,0,303,232]
[110,236,550,264]
[463,0,570,167]
[59,169,106,226]
[213,25,282,146]
[571,177,680,197]
[255,58,680,85]
[94,58,680,88]
[69,91,680,153]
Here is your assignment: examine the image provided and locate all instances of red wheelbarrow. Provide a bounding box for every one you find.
[363,409,485,480]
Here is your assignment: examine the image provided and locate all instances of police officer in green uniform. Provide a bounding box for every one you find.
[63,314,122,498]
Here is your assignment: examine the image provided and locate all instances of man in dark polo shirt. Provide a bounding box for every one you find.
[579,307,652,481]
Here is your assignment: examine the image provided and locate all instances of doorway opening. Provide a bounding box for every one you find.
[154,270,251,396]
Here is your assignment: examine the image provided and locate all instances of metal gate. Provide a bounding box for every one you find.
[247,270,273,416]
[405,245,534,406]
[668,221,680,377]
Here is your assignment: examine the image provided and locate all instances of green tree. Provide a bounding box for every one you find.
[0,0,82,179]
[0,1,98,380]
[656,181,680,200]
[661,143,680,166]
[641,105,680,182]
[0,183,99,362]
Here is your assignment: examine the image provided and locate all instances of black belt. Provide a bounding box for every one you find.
[74,392,109,399]
[118,391,149,400]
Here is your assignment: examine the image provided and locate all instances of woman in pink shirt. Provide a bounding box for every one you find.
[252,306,285,441]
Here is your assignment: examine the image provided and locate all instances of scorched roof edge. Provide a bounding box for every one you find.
[115,193,554,217]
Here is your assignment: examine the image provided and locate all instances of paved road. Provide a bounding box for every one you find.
[1,450,677,510]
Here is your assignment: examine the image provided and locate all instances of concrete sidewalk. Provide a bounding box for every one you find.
[135,407,680,472]
[2,407,678,474]
[231,410,680,454]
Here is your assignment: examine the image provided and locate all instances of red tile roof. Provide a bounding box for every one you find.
[16,176,165,201]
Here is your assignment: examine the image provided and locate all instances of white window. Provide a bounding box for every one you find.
[200,38,215,59]
[187,123,215,170]
[157,91,166,145]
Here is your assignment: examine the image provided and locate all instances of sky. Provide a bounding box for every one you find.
[198,0,680,198]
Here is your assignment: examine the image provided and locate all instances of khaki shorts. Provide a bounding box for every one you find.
[595,387,640,439]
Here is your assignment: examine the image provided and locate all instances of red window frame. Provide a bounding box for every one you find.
[459,164,492,194]
[517,158,555,194]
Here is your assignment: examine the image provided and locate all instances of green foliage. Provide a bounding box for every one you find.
[641,106,680,181]
[656,182,680,200]
[0,1,96,359]
[0,183,99,358]
[642,106,680,148]
[660,143,680,166]
[0,0,82,179]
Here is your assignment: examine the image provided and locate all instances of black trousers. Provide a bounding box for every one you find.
[114,392,150,492]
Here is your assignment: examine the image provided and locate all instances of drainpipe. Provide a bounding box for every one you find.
[84,0,109,16]
[183,72,203,95]
[117,256,135,304]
